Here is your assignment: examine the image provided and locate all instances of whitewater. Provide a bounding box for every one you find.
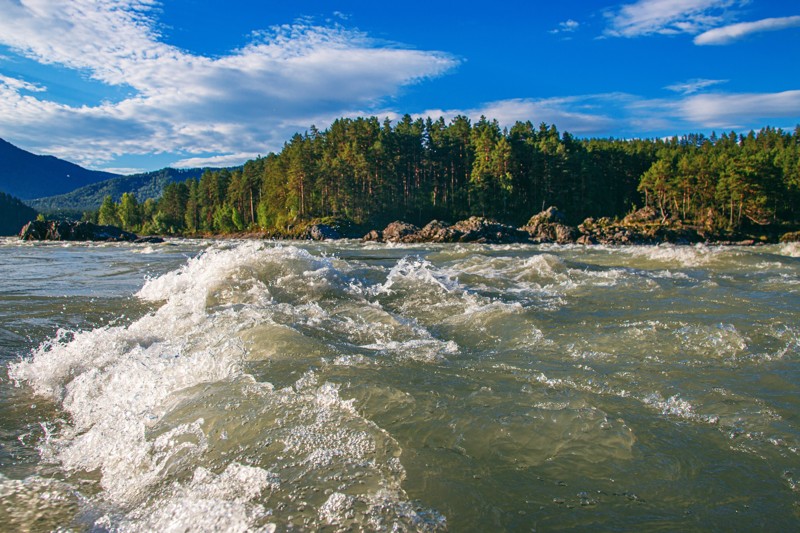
[1,238,798,531]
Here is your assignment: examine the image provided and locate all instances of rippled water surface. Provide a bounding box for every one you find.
[1,237,799,531]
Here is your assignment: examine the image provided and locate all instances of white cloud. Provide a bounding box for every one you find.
[417,88,800,138]
[550,19,580,34]
[665,78,728,94]
[0,73,46,92]
[679,90,800,128]
[605,0,743,38]
[416,94,634,135]
[100,167,147,176]
[0,0,457,168]
[694,15,800,45]
[171,152,263,169]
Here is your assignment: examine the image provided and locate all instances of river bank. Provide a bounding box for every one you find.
[18,206,800,246]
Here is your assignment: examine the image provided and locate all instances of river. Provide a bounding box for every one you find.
[1,237,798,531]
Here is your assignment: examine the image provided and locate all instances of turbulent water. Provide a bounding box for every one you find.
[1,237,799,531]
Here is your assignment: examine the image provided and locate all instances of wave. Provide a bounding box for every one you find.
[9,242,449,531]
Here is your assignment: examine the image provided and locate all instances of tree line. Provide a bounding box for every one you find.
[84,115,800,236]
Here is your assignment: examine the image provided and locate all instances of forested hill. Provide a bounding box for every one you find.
[89,116,800,237]
[0,192,37,235]
[29,167,212,215]
[0,138,119,200]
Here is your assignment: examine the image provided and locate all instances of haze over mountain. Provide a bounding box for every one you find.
[0,138,120,200]
[28,167,210,214]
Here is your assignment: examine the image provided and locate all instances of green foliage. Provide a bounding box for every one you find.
[118,192,140,231]
[94,119,800,236]
[98,195,121,226]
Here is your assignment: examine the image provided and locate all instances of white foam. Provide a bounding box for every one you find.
[9,242,444,529]
[622,243,718,267]
[778,242,800,257]
[375,255,462,295]
[642,393,720,425]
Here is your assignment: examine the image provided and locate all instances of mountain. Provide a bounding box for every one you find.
[0,138,120,200]
[28,167,211,214]
[0,191,38,235]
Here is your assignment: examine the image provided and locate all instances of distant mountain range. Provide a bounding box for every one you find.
[28,167,209,214]
[0,138,222,214]
[0,138,120,200]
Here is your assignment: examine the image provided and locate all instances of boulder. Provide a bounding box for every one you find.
[521,207,576,244]
[622,206,660,225]
[382,221,420,243]
[19,220,137,242]
[451,217,528,244]
[363,229,382,242]
[415,220,462,243]
[525,206,568,227]
[304,224,341,241]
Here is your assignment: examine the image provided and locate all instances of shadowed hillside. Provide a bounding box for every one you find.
[28,167,212,214]
[0,139,119,200]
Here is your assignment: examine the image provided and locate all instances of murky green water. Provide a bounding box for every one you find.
[1,237,799,531]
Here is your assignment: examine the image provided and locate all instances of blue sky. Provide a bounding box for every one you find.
[0,0,799,174]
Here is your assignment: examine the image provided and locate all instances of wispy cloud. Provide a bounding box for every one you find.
[101,167,148,176]
[679,90,800,128]
[550,19,580,34]
[172,152,263,169]
[0,1,458,168]
[694,15,800,45]
[420,88,800,137]
[418,94,634,135]
[665,78,728,95]
[605,0,743,38]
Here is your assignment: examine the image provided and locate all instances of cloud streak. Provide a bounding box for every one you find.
[665,78,728,95]
[604,0,743,38]
[694,15,800,45]
[421,88,800,138]
[0,0,457,168]
[678,90,800,127]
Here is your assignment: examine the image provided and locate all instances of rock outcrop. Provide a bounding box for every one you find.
[449,217,529,243]
[304,224,341,241]
[577,210,703,245]
[369,217,529,244]
[521,206,577,244]
[19,220,138,242]
[381,221,421,243]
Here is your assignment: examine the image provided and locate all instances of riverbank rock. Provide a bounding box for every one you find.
[780,231,800,243]
[363,229,382,241]
[521,206,576,244]
[578,217,648,245]
[577,215,703,245]
[304,224,341,241]
[622,206,660,225]
[382,221,421,243]
[450,217,529,243]
[366,217,528,244]
[19,220,138,242]
[134,236,165,244]
[415,220,461,242]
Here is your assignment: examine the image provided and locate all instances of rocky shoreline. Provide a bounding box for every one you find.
[18,207,799,245]
[357,207,793,246]
[18,219,163,243]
